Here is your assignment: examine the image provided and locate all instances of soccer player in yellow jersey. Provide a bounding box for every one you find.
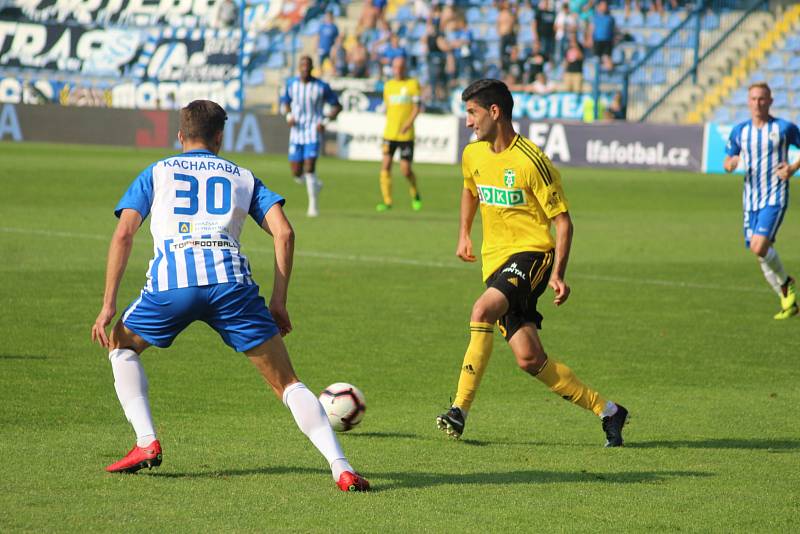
[436,79,629,446]
[377,56,422,212]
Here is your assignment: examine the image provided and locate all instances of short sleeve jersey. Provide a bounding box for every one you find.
[115,149,284,293]
[462,134,569,281]
[383,78,421,142]
[280,76,340,145]
[726,116,800,211]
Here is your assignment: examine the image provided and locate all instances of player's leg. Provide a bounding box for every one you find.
[748,207,796,318]
[104,289,201,472]
[399,143,421,211]
[436,287,507,438]
[303,150,321,217]
[377,140,394,211]
[210,283,368,490]
[289,144,304,184]
[507,324,627,446]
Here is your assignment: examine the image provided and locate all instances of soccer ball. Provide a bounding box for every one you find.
[319,383,366,432]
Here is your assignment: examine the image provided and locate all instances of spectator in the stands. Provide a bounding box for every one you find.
[380,33,407,79]
[347,39,370,78]
[604,91,626,120]
[359,0,386,31]
[531,72,558,95]
[423,18,449,102]
[562,33,585,93]
[554,2,579,65]
[497,1,518,64]
[505,46,527,87]
[413,0,431,21]
[317,11,340,70]
[330,33,349,77]
[588,0,615,71]
[445,17,474,88]
[525,39,550,84]
[570,0,594,37]
[533,0,557,59]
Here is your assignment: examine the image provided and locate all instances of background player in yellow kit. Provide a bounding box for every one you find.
[436,79,629,447]
[377,56,422,212]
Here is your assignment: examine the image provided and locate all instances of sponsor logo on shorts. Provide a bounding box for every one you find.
[507,277,519,287]
[502,262,527,280]
[477,185,525,207]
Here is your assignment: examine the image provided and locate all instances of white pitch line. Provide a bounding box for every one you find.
[0,226,764,294]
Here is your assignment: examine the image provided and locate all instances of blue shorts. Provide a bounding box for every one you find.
[288,142,320,162]
[122,283,279,352]
[743,205,788,247]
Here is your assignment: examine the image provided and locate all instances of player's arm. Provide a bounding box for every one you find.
[723,127,742,173]
[91,209,142,347]
[456,188,479,263]
[723,155,740,173]
[776,123,800,180]
[400,103,420,135]
[549,211,573,306]
[261,203,295,336]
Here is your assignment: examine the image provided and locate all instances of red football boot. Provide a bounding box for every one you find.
[336,471,370,492]
[106,440,162,473]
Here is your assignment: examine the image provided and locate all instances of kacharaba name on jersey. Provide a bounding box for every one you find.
[163,158,241,175]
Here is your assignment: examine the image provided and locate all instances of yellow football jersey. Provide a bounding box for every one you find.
[462,134,569,281]
[383,78,420,141]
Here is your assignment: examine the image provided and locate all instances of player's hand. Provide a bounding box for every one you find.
[723,155,740,173]
[549,277,570,306]
[456,236,476,262]
[269,301,293,337]
[400,124,411,135]
[776,162,795,181]
[91,305,116,348]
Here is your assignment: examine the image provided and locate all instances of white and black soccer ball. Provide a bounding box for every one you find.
[319,383,366,432]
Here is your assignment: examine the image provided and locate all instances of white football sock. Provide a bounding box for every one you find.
[108,348,157,447]
[759,247,786,295]
[305,173,320,216]
[600,401,618,419]
[282,382,352,480]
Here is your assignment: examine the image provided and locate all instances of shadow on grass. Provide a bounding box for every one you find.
[0,354,48,360]
[345,431,419,439]
[629,438,800,451]
[149,465,711,491]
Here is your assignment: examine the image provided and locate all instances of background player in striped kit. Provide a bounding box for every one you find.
[91,100,368,491]
[724,82,800,319]
[280,56,342,217]
[435,80,628,447]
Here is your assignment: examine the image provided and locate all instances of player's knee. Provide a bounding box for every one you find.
[470,301,498,323]
[750,240,768,257]
[517,352,547,375]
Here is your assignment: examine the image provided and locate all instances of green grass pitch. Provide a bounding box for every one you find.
[1,141,798,532]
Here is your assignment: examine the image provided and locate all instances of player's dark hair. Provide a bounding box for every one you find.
[179,100,227,145]
[299,55,313,66]
[461,79,514,120]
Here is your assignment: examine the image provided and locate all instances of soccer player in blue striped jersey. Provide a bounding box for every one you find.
[280,56,342,217]
[91,100,368,491]
[724,82,799,319]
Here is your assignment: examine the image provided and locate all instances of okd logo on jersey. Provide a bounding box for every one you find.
[477,185,525,207]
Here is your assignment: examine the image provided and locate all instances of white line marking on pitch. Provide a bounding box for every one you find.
[0,226,763,294]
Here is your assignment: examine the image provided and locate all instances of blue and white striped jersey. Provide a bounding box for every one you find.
[280,76,340,144]
[115,149,284,293]
[726,117,800,211]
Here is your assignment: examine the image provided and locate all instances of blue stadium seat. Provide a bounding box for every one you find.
[482,25,500,42]
[466,7,482,24]
[518,7,533,25]
[712,107,731,123]
[485,41,500,61]
[785,35,800,51]
[409,22,426,40]
[666,12,683,29]
[645,12,662,29]
[627,12,644,28]
[772,91,789,108]
[667,49,683,67]
[647,32,664,47]
[485,7,499,24]
[518,25,534,44]
[302,18,321,36]
[266,52,285,69]
[770,74,787,90]
[791,74,800,88]
[394,6,415,24]
[702,13,720,30]
[765,52,785,72]
[787,55,800,71]
[730,88,748,106]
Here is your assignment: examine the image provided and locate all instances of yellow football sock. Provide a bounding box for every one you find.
[453,322,494,412]
[534,357,608,416]
[406,172,419,199]
[379,170,392,205]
